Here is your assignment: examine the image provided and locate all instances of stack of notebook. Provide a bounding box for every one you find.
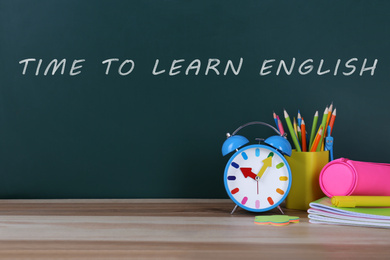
[308,197,390,228]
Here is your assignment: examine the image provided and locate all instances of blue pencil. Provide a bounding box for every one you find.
[297,110,302,126]
[273,111,279,131]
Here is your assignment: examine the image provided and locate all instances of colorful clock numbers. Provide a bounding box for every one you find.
[222,121,293,214]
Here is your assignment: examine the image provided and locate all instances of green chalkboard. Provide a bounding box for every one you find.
[1,0,389,198]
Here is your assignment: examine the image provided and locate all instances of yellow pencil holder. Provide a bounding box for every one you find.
[285,150,329,210]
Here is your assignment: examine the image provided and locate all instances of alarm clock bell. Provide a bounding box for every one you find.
[222,123,292,157]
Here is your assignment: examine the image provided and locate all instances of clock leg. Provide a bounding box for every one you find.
[277,205,285,215]
[230,204,238,215]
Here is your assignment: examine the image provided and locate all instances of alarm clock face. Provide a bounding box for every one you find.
[224,144,291,212]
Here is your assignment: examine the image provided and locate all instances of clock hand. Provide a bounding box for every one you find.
[240,168,257,180]
[257,154,273,179]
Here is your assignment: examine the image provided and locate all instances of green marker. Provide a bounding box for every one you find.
[284,110,301,152]
[309,111,318,149]
[316,107,329,151]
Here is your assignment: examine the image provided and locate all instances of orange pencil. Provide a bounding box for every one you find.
[310,126,323,152]
[301,119,307,152]
[328,108,336,134]
[325,103,333,127]
[324,103,333,137]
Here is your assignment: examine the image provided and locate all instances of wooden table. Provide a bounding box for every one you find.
[0,199,389,259]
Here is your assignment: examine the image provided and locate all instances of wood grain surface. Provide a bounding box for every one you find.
[0,199,389,259]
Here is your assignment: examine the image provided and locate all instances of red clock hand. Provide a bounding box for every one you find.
[240,168,257,180]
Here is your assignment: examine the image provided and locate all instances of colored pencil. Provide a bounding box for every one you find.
[316,107,328,152]
[284,110,302,152]
[273,111,279,131]
[293,117,298,137]
[309,111,318,149]
[277,116,285,136]
[301,119,307,152]
[297,110,302,126]
[310,126,323,152]
[324,103,333,138]
[297,126,302,144]
[328,108,336,134]
[326,103,333,127]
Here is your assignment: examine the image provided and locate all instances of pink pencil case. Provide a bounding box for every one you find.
[319,158,390,197]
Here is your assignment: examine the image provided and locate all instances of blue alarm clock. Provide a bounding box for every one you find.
[222,121,293,214]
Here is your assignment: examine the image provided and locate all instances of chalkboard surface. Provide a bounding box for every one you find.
[1,0,389,198]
